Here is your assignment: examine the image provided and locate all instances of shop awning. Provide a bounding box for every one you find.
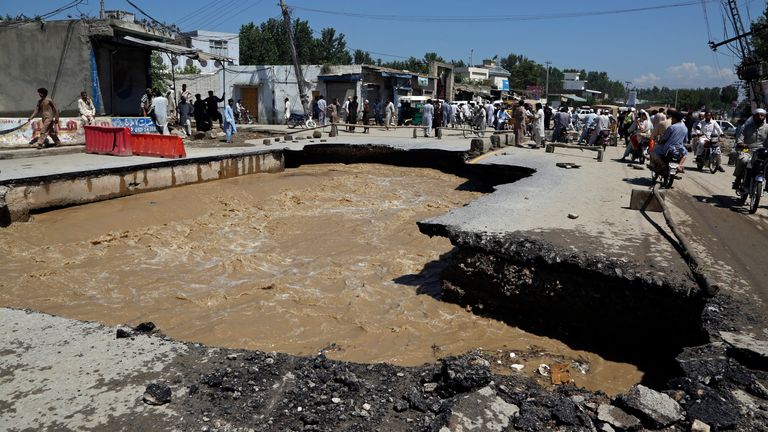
[380,71,414,79]
[122,35,233,62]
[561,94,588,102]
[318,74,362,82]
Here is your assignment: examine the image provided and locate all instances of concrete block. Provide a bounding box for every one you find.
[263,139,271,145]
[504,134,510,146]
[413,128,418,138]
[470,138,490,154]
[284,135,292,142]
[274,137,280,142]
[490,134,500,148]
[313,130,322,139]
[329,125,338,137]
[630,189,664,212]
[545,144,555,153]
[436,128,443,139]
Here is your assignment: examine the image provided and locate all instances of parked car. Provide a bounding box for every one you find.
[576,108,593,120]
[715,119,736,137]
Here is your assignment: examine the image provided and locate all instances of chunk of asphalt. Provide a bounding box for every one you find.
[142,383,172,405]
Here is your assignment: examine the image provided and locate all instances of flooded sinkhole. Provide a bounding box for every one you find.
[0,161,686,395]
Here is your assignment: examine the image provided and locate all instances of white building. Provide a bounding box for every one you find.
[563,72,587,91]
[454,59,510,91]
[163,30,239,74]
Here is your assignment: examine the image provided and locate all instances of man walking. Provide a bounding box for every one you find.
[284,97,291,125]
[28,87,61,149]
[348,96,359,132]
[224,99,237,143]
[533,102,545,148]
[384,98,395,130]
[148,89,169,134]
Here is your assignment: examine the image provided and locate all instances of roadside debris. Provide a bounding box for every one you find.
[556,162,581,169]
[142,383,172,405]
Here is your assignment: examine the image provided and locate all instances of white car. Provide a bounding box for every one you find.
[715,119,736,137]
[576,108,593,120]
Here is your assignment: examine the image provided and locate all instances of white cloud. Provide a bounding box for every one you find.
[632,73,660,87]
[665,62,737,84]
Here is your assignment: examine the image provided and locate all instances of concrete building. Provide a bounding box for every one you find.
[454,59,510,99]
[0,15,174,117]
[174,64,435,124]
[162,30,239,74]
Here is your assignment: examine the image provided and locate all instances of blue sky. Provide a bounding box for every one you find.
[3,0,765,89]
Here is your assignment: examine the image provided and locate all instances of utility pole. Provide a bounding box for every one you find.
[100,0,105,19]
[624,81,632,105]
[470,49,473,67]
[280,0,309,115]
[709,0,764,108]
[544,61,551,103]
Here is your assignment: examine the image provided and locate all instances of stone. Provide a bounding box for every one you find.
[597,404,641,430]
[134,322,156,333]
[567,213,579,219]
[362,403,371,411]
[312,131,322,138]
[274,137,280,142]
[439,386,519,432]
[142,383,172,405]
[262,139,271,145]
[439,355,493,395]
[490,134,500,148]
[470,138,490,154]
[116,328,131,339]
[393,400,409,412]
[618,384,684,428]
[331,397,342,404]
[284,135,292,142]
[720,331,768,367]
[691,419,711,432]
[599,424,615,432]
[423,382,438,392]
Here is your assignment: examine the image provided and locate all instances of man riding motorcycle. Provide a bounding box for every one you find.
[733,108,768,190]
[693,111,723,170]
[650,109,688,173]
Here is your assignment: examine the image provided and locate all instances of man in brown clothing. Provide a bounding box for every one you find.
[514,100,526,147]
[28,87,61,148]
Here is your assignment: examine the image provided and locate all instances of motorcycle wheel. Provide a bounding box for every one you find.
[288,122,297,129]
[710,153,721,174]
[305,119,317,129]
[664,173,675,189]
[749,181,763,214]
[697,162,704,171]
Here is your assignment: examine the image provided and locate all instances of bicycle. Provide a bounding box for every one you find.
[462,113,487,138]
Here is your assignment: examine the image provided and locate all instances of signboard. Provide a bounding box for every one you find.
[0,117,155,148]
[502,79,510,91]
[627,91,637,107]
[110,117,157,134]
[417,77,429,87]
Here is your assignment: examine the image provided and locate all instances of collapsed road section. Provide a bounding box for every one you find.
[2,137,768,430]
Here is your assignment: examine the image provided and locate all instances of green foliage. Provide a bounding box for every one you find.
[353,49,373,65]
[175,64,201,75]
[150,52,172,93]
[635,86,732,111]
[239,18,352,65]
[750,4,768,66]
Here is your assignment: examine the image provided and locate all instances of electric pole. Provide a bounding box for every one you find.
[280,0,309,115]
[709,0,764,108]
[100,0,105,19]
[544,61,551,103]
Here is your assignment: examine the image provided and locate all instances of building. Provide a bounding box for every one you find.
[454,58,510,99]
[163,30,239,74]
[0,14,175,117]
[174,64,435,124]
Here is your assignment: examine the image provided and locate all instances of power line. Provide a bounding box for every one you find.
[288,0,717,23]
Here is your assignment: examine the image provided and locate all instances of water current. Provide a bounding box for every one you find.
[0,163,641,394]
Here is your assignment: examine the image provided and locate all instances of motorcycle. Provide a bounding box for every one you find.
[651,148,683,189]
[287,112,317,129]
[737,147,768,214]
[629,135,650,164]
[696,134,723,174]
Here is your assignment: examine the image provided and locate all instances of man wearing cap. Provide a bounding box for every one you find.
[651,109,688,173]
[733,108,768,190]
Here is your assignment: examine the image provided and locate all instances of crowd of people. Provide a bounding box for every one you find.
[303,95,397,132]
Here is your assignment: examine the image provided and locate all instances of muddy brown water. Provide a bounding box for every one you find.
[0,163,641,395]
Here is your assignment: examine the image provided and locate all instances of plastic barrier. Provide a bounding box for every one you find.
[83,126,132,156]
[131,133,186,159]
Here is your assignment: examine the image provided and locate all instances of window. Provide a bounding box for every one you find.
[209,39,228,57]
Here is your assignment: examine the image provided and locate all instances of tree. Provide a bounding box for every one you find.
[315,28,352,64]
[353,49,373,65]
[150,52,172,93]
[239,18,354,65]
[176,64,201,74]
[720,85,739,105]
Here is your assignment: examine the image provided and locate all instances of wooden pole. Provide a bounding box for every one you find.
[279,0,310,115]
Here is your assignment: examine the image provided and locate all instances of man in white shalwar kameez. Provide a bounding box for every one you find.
[422,99,434,137]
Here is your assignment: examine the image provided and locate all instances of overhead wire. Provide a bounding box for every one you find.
[287,0,718,23]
